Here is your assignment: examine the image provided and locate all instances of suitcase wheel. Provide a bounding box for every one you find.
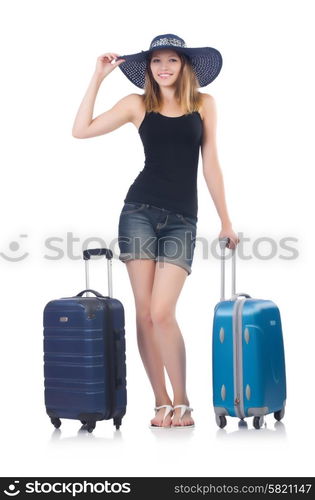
[253,416,264,429]
[86,421,96,433]
[114,417,122,430]
[274,408,285,421]
[215,415,227,429]
[80,420,96,433]
[50,417,61,429]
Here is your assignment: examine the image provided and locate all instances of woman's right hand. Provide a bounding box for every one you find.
[94,52,125,79]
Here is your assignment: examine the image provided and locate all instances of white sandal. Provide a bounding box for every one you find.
[149,405,174,428]
[172,404,195,428]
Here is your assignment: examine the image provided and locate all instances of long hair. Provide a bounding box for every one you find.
[142,51,202,114]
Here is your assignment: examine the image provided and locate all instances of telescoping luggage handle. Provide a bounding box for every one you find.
[82,248,113,298]
[219,237,250,302]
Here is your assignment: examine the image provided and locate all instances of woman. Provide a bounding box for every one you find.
[72,34,240,428]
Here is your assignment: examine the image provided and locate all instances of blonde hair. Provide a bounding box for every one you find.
[142,51,202,114]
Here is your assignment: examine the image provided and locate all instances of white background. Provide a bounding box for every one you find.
[0,0,314,478]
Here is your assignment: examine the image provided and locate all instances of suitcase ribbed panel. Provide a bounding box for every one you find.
[43,297,126,421]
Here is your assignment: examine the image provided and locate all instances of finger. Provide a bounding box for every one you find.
[114,59,125,66]
[110,55,123,64]
[109,53,121,60]
[228,238,237,249]
[99,54,115,61]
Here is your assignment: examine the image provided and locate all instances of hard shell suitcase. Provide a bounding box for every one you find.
[212,238,286,429]
[43,248,127,433]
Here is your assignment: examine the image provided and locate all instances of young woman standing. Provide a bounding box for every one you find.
[72,34,240,428]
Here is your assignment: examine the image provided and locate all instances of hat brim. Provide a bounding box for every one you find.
[117,46,222,89]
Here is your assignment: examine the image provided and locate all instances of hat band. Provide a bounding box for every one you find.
[150,37,187,49]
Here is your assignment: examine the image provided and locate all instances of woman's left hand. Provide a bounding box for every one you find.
[218,225,240,249]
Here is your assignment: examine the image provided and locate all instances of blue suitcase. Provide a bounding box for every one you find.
[43,248,127,433]
[212,238,286,429]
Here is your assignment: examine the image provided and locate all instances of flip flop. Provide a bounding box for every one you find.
[172,404,195,428]
[149,404,174,428]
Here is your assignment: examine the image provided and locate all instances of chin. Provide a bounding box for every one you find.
[155,78,177,86]
[158,82,175,87]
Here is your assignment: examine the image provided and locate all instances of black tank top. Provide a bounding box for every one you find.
[124,111,203,219]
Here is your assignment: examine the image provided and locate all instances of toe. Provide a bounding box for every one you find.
[171,417,178,427]
[151,417,162,427]
[163,413,173,427]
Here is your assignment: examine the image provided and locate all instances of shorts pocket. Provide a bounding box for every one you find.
[176,213,197,227]
[120,202,146,215]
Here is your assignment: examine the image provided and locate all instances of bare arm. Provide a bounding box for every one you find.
[201,94,232,228]
[72,52,137,138]
[201,94,239,248]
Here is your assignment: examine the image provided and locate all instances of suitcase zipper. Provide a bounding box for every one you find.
[233,297,246,419]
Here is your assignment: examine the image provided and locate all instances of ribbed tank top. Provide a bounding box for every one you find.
[124,111,203,219]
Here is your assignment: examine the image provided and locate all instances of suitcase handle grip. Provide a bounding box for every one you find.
[83,248,113,260]
[76,289,105,298]
[83,248,113,298]
[219,237,231,249]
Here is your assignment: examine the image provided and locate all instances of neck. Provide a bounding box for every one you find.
[159,86,178,104]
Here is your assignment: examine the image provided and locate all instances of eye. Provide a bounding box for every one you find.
[151,58,178,63]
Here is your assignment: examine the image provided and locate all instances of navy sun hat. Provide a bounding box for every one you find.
[116,33,223,89]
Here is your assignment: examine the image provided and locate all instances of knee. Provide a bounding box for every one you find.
[136,306,153,326]
[150,303,175,327]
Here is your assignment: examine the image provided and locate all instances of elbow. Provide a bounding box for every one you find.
[72,129,87,139]
[72,122,92,138]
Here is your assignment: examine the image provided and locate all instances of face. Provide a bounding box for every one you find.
[149,50,182,87]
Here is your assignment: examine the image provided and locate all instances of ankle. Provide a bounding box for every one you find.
[173,398,190,407]
[155,398,173,408]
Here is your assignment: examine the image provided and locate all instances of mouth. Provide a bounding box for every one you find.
[158,73,173,79]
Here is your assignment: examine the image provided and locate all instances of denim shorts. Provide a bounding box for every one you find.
[118,202,197,275]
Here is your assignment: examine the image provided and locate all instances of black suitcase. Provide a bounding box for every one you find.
[43,248,127,432]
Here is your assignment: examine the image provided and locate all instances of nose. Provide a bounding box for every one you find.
[158,60,169,69]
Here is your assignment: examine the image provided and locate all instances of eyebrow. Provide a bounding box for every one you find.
[151,53,179,58]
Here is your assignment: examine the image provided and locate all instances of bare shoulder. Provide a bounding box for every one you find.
[123,93,144,106]
[198,92,216,121]
[124,93,146,129]
[124,93,145,112]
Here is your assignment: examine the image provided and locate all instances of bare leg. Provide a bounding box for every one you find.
[125,259,173,426]
[150,262,194,426]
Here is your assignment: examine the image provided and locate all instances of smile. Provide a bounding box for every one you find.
[158,73,173,79]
